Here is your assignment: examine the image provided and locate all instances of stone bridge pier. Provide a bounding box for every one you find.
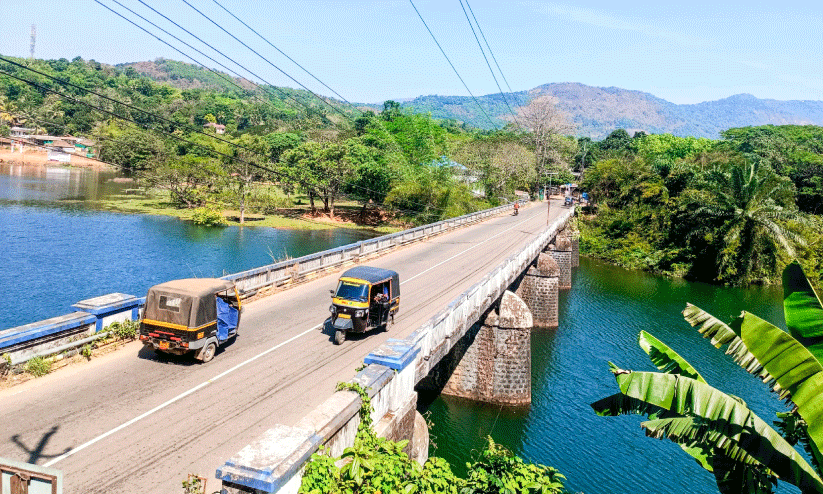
[440,291,533,406]
[515,253,560,328]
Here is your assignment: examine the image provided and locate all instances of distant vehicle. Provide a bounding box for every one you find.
[564,196,574,206]
[139,278,242,362]
[329,266,400,345]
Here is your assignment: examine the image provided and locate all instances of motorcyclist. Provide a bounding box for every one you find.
[513,202,519,215]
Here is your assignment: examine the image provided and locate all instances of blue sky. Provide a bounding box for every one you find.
[1,0,821,105]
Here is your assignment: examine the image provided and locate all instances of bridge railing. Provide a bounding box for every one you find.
[0,202,518,368]
[217,206,575,494]
[222,202,517,294]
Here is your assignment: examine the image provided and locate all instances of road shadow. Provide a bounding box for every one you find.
[320,318,379,345]
[10,425,70,464]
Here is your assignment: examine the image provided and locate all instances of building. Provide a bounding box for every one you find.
[203,122,226,134]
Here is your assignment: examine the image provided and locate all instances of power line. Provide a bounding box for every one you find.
[407,0,498,130]
[99,0,293,111]
[0,62,444,219]
[122,0,321,116]
[210,0,354,107]
[177,0,353,121]
[458,0,519,128]
[0,67,413,227]
[464,0,514,94]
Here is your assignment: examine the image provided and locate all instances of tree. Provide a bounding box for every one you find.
[381,100,401,122]
[141,155,224,208]
[281,141,357,216]
[227,134,270,224]
[695,160,809,284]
[514,96,575,188]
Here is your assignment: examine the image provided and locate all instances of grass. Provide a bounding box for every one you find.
[73,188,402,234]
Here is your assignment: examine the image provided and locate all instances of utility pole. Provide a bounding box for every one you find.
[30,25,36,59]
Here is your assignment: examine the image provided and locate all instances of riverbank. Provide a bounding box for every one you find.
[82,187,401,233]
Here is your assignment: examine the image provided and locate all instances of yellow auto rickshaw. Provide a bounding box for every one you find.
[139,278,242,362]
[329,266,400,345]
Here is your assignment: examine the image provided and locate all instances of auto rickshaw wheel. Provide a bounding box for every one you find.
[334,330,346,345]
[201,341,217,362]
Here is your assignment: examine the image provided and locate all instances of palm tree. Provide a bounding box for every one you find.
[0,97,16,126]
[697,161,808,284]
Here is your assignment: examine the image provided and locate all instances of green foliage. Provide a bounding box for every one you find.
[580,125,822,285]
[25,356,51,377]
[594,262,823,494]
[106,320,139,340]
[300,382,570,494]
[81,343,93,360]
[191,207,228,226]
[463,437,567,494]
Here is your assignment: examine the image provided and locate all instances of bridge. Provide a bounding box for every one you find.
[0,200,577,494]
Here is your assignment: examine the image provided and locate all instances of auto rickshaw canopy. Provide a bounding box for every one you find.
[339,266,400,298]
[144,278,237,329]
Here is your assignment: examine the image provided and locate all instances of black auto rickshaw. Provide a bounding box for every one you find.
[329,266,400,345]
[139,278,242,362]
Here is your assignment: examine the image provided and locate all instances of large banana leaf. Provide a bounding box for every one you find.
[613,370,823,493]
[639,330,707,383]
[783,261,823,363]
[784,261,823,338]
[738,311,823,471]
[683,304,761,374]
[642,416,773,475]
[711,450,777,494]
[591,393,712,472]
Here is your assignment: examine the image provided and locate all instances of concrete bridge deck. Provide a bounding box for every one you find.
[0,200,566,494]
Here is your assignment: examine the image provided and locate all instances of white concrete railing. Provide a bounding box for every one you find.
[218,206,576,493]
[222,202,520,293]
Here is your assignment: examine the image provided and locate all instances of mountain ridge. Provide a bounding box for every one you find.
[121,59,823,139]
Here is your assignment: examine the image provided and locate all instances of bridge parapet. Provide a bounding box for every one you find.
[218,206,576,493]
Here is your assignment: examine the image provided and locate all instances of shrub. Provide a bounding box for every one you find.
[191,207,228,226]
[107,320,139,340]
[25,356,51,377]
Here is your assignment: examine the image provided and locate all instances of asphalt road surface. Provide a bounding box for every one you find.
[0,200,567,494]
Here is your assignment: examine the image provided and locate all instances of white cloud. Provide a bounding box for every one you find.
[524,2,709,47]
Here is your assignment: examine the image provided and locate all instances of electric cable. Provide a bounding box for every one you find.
[100,0,291,111]
[177,0,353,120]
[97,1,484,211]
[210,0,354,107]
[407,0,499,130]
[464,0,514,94]
[458,0,520,128]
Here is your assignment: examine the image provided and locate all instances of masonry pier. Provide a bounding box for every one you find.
[441,291,533,406]
[515,253,560,328]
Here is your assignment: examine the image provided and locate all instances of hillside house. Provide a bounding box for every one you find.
[203,122,226,134]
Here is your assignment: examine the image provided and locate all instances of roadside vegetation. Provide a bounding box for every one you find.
[299,383,571,494]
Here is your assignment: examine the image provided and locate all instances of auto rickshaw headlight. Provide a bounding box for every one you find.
[329,305,336,313]
[355,309,364,318]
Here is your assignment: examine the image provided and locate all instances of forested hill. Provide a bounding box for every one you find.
[401,83,823,139]
[114,59,823,139]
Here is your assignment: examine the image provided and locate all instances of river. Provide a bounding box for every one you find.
[423,257,791,494]
[0,163,373,330]
[2,164,798,493]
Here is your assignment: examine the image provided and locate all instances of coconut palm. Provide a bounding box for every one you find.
[697,160,809,284]
[0,97,16,125]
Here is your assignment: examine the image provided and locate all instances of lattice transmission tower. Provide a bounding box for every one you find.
[30,25,36,59]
